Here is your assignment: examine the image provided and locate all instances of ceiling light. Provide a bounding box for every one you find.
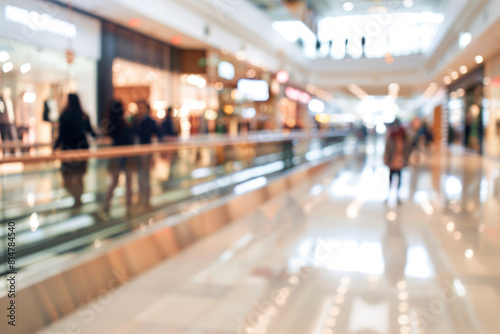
[171,36,182,45]
[20,63,31,74]
[2,62,13,73]
[236,51,245,61]
[443,76,452,85]
[459,65,468,74]
[450,71,459,80]
[388,83,400,99]
[475,55,484,64]
[128,18,141,28]
[465,249,474,259]
[272,20,316,44]
[315,113,329,123]
[246,69,256,78]
[276,70,289,84]
[0,51,9,62]
[343,2,354,12]
[403,0,414,8]
[308,99,325,113]
[459,32,472,49]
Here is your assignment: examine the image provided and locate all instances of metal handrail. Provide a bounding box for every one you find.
[0,130,351,164]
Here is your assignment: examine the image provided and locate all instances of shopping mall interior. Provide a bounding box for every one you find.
[1,0,500,333]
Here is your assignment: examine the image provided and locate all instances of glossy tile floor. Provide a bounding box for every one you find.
[39,138,500,334]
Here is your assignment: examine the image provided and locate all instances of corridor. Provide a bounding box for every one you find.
[38,139,500,334]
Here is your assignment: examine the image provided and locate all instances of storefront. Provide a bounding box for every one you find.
[485,54,500,156]
[204,50,276,135]
[0,0,100,144]
[99,21,214,138]
[447,66,485,154]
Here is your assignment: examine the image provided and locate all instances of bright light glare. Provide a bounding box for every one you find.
[343,2,354,11]
[23,92,36,103]
[237,79,269,101]
[218,61,235,80]
[465,249,474,259]
[475,55,484,64]
[376,123,387,135]
[318,12,444,59]
[2,62,13,73]
[445,176,463,197]
[20,63,31,74]
[0,51,10,62]
[276,70,289,84]
[459,32,472,49]
[204,109,218,121]
[156,109,166,119]
[242,107,256,119]
[403,0,414,8]
[234,177,267,195]
[272,21,316,44]
[308,99,325,113]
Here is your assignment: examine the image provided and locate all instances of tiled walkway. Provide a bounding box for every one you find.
[39,140,500,334]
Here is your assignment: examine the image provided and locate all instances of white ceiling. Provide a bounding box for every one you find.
[54,0,208,49]
[250,0,450,19]
[49,0,500,115]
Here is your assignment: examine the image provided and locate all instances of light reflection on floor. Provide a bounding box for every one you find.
[38,137,500,334]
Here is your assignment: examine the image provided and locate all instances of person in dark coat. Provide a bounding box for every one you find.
[103,100,135,214]
[53,93,97,208]
[161,107,178,138]
[132,99,162,209]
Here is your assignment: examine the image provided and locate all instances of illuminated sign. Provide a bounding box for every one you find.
[285,87,311,104]
[5,5,77,39]
[218,61,235,80]
[237,79,269,101]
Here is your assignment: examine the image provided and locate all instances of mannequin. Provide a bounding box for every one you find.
[43,89,60,140]
[0,88,17,143]
[44,90,59,122]
[16,90,33,142]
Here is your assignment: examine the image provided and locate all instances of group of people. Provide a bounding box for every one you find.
[53,93,178,213]
[383,118,434,203]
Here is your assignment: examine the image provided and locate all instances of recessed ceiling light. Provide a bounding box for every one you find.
[459,65,468,74]
[2,62,13,73]
[459,32,472,49]
[343,2,354,12]
[443,76,452,85]
[450,71,459,80]
[465,249,474,259]
[475,55,484,64]
[171,36,182,45]
[403,0,414,8]
[0,51,9,63]
[128,18,141,28]
[20,63,31,74]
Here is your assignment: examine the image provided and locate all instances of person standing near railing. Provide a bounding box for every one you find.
[132,99,163,210]
[103,100,135,215]
[384,118,411,204]
[53,93,97,209]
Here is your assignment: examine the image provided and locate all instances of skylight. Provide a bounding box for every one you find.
[273,12,445,60]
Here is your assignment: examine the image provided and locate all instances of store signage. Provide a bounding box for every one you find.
[285,87,311,104]
[5,5,77,39]
[218,61,235,80]
[237,79,269,101]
